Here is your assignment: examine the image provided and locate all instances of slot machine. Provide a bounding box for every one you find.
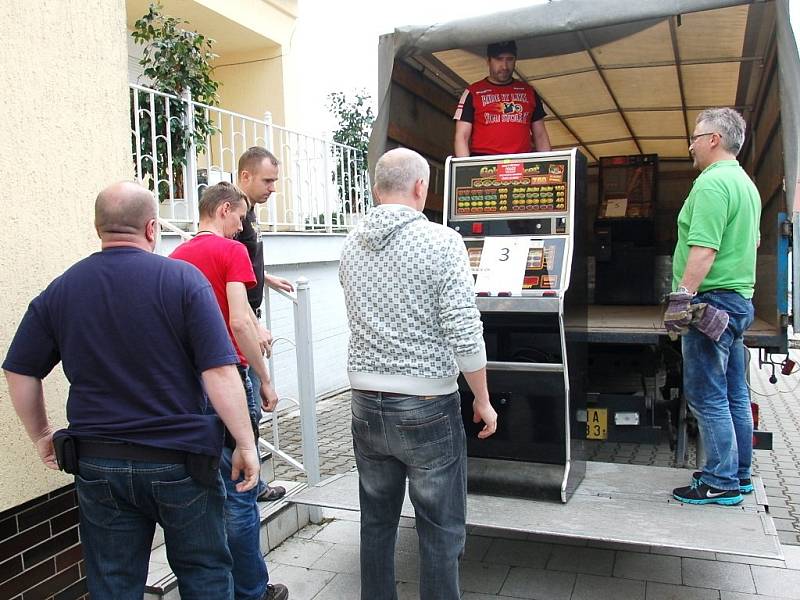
[444,148,588,503]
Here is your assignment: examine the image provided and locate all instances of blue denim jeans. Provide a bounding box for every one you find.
[351,390,467,600]
[683,291,755,490]
[246,366,264,426]
[76,458,233,600]
[222,369,269,600]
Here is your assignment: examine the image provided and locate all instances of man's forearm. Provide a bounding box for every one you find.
[202,365,257,446]
[462,367,489,403]
[679,246,717,292]
[230,316,271,383]
[4,372,51,442]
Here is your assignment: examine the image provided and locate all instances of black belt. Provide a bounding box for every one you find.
[76,440,188,464]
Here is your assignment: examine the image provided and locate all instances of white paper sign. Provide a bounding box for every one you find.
[605,198,628,218]
[474,237,531,296]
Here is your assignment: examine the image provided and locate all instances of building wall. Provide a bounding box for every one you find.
[214,47,288,127]
[0,0,132,511]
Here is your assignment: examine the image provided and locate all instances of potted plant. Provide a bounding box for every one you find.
[131,2,219,203]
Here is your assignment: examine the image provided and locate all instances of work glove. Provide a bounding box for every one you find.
[663,291,693,338]
[690,303,729,342]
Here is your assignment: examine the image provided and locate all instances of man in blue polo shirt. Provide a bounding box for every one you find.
[2,181,260,600]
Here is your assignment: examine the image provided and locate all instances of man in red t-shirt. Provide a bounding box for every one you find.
[454,40,551,157]
[170,182,287,600]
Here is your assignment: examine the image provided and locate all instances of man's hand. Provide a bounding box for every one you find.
[663,291,693,338]
[257,324,273,358]
[260,383,279,413]
[265,274,294,293]
[35,429,58,470]
[229,444,260,492]
[472,397,498,439]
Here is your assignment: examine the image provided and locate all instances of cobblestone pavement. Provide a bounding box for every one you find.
[263,359,800,545]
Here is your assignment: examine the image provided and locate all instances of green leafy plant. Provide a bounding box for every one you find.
[327,90,374,212]
[131,2,219,200]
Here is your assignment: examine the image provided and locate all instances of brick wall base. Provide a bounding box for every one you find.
[0,484,88,600]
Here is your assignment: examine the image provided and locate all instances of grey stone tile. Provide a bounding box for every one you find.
[751,565,800,598]
[267,505,300,550]
[614,551,682,584]
[311,543,360,574]
[459,559,510,595]
[321,508,360,522]
[396,580,420,600]
[395,526,419,554]
[313,519,360,546]
[782,545,800,570]
[312,572,360,599]
[268,537,333,568]
[571,573,645,600]
[546,544,615,576]
[463,534,493,562]
[269,564,336,600]
[395,549,420,583]
[682,558,755,593]
[499,566,575,599]
[646,581,719,599]
[295,521,326,540]
[483,538,551,569]
[462,595,509,600]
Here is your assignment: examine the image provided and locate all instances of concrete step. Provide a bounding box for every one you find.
[144,479,309,600]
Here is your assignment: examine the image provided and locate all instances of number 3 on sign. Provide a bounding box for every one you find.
[498,248,510,262]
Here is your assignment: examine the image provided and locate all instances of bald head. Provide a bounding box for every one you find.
[373,148,430,201]
[95,182,157,237]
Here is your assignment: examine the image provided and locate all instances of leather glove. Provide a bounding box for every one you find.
[663,291,693,338]
[690,303,729,342]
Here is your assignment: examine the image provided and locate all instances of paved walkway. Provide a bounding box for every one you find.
[265,508,800,599]
[257,359,800,598]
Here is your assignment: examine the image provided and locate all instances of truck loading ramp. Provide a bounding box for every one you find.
[291,462,782,560]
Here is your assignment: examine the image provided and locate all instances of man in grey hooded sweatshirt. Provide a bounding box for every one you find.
[339,147,498,600]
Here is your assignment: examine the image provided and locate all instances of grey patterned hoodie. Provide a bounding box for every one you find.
[339,204,486,395]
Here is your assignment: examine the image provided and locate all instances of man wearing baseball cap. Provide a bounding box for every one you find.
[454,40,551,156]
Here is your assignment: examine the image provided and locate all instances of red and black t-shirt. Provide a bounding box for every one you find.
[454,78,546,156]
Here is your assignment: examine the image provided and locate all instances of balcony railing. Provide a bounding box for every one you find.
[130,83,371,233]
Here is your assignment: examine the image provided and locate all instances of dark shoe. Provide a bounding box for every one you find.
[262,583,288,600]
[257,485,286,502]
[692,471,753,494]
[673,482,743,505]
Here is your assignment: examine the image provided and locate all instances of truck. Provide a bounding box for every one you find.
[294,0,800,559]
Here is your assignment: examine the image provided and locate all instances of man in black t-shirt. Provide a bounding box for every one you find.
[237,146,294,503]
[3,181,259,599]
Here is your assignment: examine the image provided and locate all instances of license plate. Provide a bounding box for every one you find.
[586,408,608,440]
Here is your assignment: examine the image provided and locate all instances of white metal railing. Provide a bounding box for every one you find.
[157,219,321,510]
[131,84,371,234]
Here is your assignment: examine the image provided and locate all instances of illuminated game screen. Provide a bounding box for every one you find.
[450,157,570,218]
[466,238,566,291]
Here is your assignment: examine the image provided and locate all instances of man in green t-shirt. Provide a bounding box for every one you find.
[665,108,761,506]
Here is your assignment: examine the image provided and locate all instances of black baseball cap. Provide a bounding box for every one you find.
[487,41,517,58]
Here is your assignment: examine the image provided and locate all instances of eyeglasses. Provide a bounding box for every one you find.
[689,132,717,144]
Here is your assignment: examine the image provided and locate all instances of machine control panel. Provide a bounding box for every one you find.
[444,150,582,297]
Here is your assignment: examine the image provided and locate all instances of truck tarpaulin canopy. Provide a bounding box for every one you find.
[371,0,800,216]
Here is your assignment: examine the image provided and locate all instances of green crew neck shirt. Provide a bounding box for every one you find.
[672,159,761,299]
